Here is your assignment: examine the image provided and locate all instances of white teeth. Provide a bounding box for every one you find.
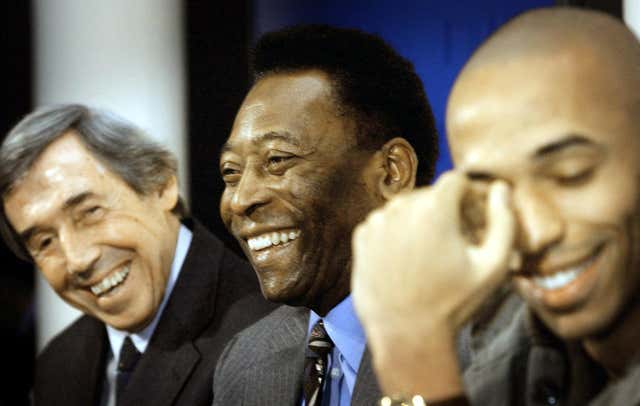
[533,267,583,290]
[247,230,301,251]
[532,248,601,291]
[271,232,280,245]
[90,265,130,296]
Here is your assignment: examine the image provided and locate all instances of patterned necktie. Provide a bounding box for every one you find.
[303,320,334,406]
[116,336,141,405]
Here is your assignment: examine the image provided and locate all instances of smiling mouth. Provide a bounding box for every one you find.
[247,229,301,251]
[90,264,131,296]
[530,243,604,291]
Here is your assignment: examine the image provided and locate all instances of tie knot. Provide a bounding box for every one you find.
[307,320,333,358]
[118,336,141,372]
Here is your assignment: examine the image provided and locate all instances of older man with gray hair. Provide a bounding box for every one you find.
[0,104,274,406]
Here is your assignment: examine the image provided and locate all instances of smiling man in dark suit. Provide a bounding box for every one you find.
[213,25,438,405]
[0,104,275,406]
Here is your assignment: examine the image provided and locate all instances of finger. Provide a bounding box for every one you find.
[470,181,517,278]
[432,171,470,230]
[351,221,370,265]
[351,223,368,287]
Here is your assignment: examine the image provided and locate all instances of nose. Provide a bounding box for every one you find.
[513,183,565,254]
[59,226,101,276]
[228,167,271,217]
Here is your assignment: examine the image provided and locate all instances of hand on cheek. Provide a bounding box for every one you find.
[351,170,517,399]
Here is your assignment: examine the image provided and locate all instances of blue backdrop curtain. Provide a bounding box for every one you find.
[253,0,555,177]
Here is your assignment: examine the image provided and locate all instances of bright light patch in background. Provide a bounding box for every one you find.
[32,0,186,350]
[625,0,640,39]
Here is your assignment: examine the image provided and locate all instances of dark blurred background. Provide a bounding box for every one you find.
[1,0,623,404]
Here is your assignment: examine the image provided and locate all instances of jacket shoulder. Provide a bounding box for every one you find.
[212,306,307,400]
[35,315,106,406]
[186,220,279,345]
[223,305,307,362]
[37,315,104,366]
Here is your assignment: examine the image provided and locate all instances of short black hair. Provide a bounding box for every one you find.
[252,24,438,185]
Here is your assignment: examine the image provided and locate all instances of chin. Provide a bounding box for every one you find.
[538,304,620,341]
[258,279,294,303]
[258,280,313,307]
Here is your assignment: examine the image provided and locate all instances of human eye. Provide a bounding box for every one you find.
[28,233,56,256]
[81,205,105,223]
[555,167,595,186]
[265,152,296,175]
[221,164,241,186]
[547,158,597,187]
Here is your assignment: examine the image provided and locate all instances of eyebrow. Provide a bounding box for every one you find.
[220,131,301,158]
[465,134,598,181]
[62,191,95,211]
[19,191,95,243]
[533,134,596,158]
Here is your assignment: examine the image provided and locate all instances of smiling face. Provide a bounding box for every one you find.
[448,47,640,340]
[219,70,381,314]
[3,132,180,332]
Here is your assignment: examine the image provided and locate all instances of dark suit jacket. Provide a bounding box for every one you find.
[463,304,640,406]
[212,305,381,405]
[34,220,277,406]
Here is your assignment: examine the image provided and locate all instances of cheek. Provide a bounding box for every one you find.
[219,192,232,224]
[616,197,640,291]
[269,169,332,218]
[39,264,68,293]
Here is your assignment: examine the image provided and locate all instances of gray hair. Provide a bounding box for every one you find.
[0,104,187,261]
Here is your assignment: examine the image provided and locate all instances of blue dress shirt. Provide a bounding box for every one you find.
[302,295,367,406]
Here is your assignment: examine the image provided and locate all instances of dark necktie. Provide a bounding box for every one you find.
[116,336,141,405]
[303,320,334,406]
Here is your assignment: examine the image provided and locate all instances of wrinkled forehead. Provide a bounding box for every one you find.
[447,49,640,167]
[224,70,354,155]
[5,134,111,206]
[15,133,108,186]
[238,71,335,122]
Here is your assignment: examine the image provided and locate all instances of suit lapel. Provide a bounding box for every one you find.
[245,308,381,406]
[253,344,306,405]
[123,221,223,406]
[351,348,382,405]
[123,338,201,406]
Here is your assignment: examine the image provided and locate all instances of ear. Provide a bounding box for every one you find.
[376,137,418,200]
[158,174,180,212]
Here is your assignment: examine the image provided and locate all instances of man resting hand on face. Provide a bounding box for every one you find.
[352,7,640,406]
[0,105,275,406]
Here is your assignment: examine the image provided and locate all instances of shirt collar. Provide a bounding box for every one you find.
[308,294,367,373]
[107,224,193,358]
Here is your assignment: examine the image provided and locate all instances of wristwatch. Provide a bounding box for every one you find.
[379,395,426,406]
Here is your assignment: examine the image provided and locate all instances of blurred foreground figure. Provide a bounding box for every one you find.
[353,7,640,406]
[0,105,274,406]
[214,25,438,405]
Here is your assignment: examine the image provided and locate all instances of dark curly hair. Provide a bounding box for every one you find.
[252,24,438,185]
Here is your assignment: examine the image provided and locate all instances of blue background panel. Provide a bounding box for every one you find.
[254,0,554,178]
